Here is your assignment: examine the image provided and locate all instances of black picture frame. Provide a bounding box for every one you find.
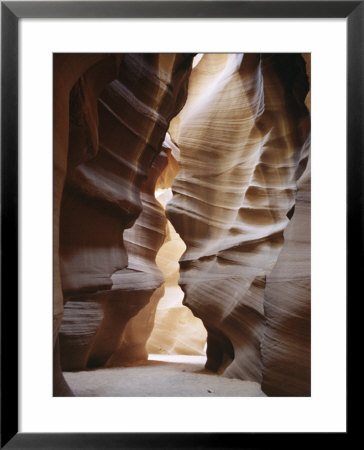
[1,1,358,448]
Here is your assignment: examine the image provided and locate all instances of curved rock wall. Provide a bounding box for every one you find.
[104,144,170,366]
[111,136,207,361]
[261,54,311,396]
[55,54,193,392]
[167,54,310,388]
[55,52,310,397]
[261,147,311,397]
[54,54,117,395]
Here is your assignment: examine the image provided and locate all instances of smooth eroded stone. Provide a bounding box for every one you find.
[59,300,104,371]
[54,54,123,394]
[103,151,169,366]
[57,54,194,376]
[167,53,310,384]
[261,157,311,396]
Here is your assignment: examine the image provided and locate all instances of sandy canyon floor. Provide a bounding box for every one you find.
[64,355,265,397]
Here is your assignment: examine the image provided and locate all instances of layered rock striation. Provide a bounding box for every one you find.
[55,52,311,397]
[261,156,311,396]
[110,136,207,361]
[55,54,194,392]
[167,54,310,389]
[104,140,173,366]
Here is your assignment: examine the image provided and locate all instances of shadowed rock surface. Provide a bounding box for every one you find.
[261,157,311,396]
[55,54,194,393]
[56,53,311,397]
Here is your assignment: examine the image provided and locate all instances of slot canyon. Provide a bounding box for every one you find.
[54,53,310,397]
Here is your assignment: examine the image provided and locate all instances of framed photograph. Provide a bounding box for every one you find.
[2,1,358,448]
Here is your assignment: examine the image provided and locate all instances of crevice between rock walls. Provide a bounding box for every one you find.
[54,53,311,397]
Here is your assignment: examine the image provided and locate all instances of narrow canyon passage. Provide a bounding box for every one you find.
[147,188,207,358]
[54,53,311,397]
[63,186,265,396]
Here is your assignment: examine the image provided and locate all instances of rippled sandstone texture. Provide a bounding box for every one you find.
[261,53,311,396]
[167,54,311,393]
[55,52,310,397]
[115,141,207,360]
[104,138,176,366]
[261,156,311,396]
[54,54,193,394]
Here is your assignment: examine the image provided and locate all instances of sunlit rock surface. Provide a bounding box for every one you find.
[56,54,194,389]
[56,52,310,397]
[147,188,207,356]
[167,54,310,388]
